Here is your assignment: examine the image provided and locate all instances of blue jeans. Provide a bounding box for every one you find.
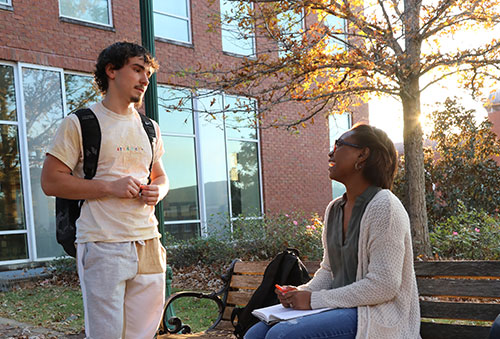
[490,314,500,339]
[244,307,357,339]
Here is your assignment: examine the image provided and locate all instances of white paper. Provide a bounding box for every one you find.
[251,304,332,324]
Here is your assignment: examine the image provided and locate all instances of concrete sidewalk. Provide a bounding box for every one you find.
[0,317,84,339]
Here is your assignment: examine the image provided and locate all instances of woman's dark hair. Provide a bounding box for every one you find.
[350,123,398,189]
[94,41,159,93]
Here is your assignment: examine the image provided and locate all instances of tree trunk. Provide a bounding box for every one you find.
[401,81,432,257]
[402,0,432,257]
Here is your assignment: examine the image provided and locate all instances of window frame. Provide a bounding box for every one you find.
[58,0,113,29]
[157,86,264,239]
[153,0,193,45]
[222,94,263,220]
[0,0,12,11]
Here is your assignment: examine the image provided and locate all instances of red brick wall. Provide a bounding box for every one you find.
[0,0,338,217]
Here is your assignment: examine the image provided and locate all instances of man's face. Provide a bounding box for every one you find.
[112,56,153,106]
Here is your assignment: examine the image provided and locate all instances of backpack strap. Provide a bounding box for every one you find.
[74,109,100,180]
[139,113,156,184]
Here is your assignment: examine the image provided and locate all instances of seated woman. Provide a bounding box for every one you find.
[244,124,421,339]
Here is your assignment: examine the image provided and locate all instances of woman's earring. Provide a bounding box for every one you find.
[355,162,362,171]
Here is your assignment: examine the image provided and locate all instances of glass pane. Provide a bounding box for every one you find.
[154,13,190,43]
[162,136,199,221]
[153,0,188,17]
[165,222,200,241]
[64,73,100,113]
[224,95,257,139]
[329,113,351,199]
[220,0,255,56]
[227,141,261,217]
[23,67,65,259]
[0,125,25,231]
[277,9,303,58]
[158,86,194,135]
[59,0,110,25]
[323,14,346,52]
[0,64,17,121]
[0,233,28,261]
[197,93,230,231]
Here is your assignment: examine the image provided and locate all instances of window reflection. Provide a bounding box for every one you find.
[220,0,255,56]
[162,136,199,221]
[158,86,194,135]
[0,125,25,231]
[153,0,191,43]
[165,222,200,241]
[0,65,17,122]
[0,234,28,261]
[64,73,100,113]
[227,141,261,217]
[224,95,257,139]
[23,67,65,259]
[59,0,110,25]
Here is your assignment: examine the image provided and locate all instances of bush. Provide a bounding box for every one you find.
[166,212,324,268]
[430,202,500,260]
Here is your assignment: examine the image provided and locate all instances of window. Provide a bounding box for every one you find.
[329,113,351,198]
[277,8,305,58]
[59,0,112,27]
[158,86,262,240]
[320,12,347,53]
[153,0,191,44]
[0,64,99,264]
[220,0,255,57]
[0,63,27,262]
[0,0,12,8]
[158,86,200,240]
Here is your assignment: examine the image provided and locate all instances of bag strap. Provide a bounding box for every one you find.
[74,108,100,180]
[139,113,156,184]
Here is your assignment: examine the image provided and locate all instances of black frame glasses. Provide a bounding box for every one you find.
[334,139,363,152]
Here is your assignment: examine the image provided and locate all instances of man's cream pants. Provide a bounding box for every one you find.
[77,241,165,339]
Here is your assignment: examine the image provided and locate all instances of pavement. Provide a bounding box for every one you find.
[0,317,84,338]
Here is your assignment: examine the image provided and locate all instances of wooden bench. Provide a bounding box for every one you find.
[158,260,500,339]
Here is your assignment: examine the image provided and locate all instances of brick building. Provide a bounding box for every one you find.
[0,0,367,267]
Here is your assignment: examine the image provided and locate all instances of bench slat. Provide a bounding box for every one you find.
[230,275,263,289]
[415,261,500,277]
[227,290,253,306]
[420,300,500,321]
[233,261,269,274]
[420,322,492,339]
[417,277,500,298]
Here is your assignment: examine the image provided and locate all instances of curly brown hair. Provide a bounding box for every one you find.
[350,123,398,189]
[93,41,159,93]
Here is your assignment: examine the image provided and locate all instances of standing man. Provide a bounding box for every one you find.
[41,41,169,339]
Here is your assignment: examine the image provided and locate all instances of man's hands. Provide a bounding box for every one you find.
[108,176,161,205]
[138,184,162,205]
[275,285,312,310]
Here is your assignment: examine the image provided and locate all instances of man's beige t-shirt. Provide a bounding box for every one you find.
[47,102,165,243]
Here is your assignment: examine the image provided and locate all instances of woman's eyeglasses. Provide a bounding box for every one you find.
[334,139,363,152]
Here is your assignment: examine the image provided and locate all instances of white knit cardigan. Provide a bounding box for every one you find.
[298,190,421,339]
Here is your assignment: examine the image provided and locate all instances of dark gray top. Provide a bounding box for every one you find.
[326,186,381,288]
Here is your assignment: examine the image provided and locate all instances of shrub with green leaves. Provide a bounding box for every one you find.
[430,202,500,260]
[166,212,324,268]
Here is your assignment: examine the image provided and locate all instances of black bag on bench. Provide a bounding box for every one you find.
[231,248,311,338]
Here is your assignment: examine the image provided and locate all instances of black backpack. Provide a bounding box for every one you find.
[231,249,311,338]
[55,108,156,257]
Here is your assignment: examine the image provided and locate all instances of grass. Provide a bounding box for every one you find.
[0,284,217,335]
[167,289,222,333]
[0,284,84,334]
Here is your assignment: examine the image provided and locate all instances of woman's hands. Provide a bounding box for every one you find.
[275,285,312,310]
